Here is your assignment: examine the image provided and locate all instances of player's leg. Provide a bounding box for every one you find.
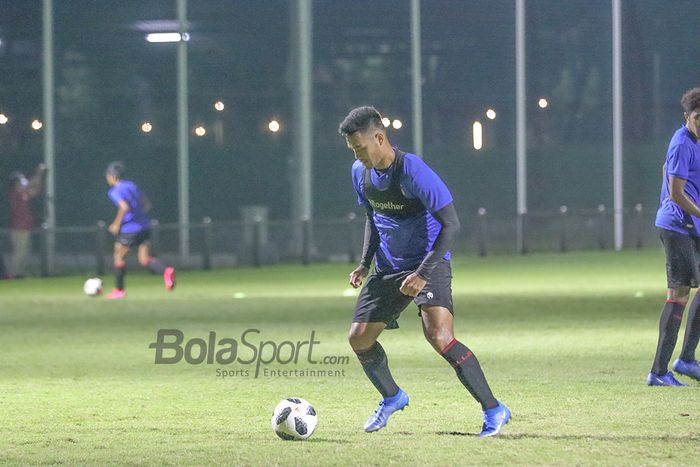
[649,287,688,385]
[136,233,175,290]
[420,305,510,436]
[9,230,30,278]
[351,271,412,432]
[420,305,497,409]
[108,241,129,299]
[676,291,700,380]
[137,241,160,272]
[415,261,509,436]
[350,320,410,432]
[650,229,694,385]
[674,238,700,380]
[349,321,398,397]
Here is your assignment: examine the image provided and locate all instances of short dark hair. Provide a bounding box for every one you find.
[681,88,700,113]
[106,161,124,178]
[338,106,385,137]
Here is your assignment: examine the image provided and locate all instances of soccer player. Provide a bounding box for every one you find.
[339,106,511,436]
[7,164,46,278]
[649,88,700,385]
[104,161,175,299]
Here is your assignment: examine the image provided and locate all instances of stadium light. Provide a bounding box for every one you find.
[31,119,43,130]
[141,122,153,133]
[381,117,390,128]
[214,101,225,111]
[472,121,483,150]
[538,98,549,109]
[486,109,497,120]
[146,32,190,43]
[268,119,280,133]
[0,113,8,125]
[391,119,402,130]
[194,126,206,136]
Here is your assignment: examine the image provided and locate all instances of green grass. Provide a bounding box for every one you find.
[1,249,699,465]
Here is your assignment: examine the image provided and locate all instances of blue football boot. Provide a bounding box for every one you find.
[646,371,687,386]
[363,388,409,432]
[672,359,700,381]
[479,401,511,437]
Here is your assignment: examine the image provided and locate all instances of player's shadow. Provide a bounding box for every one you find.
[437,432,700,442]
[436,431,479,437]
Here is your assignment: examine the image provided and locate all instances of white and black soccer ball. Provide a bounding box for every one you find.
[83,277,103,297]
[271,397,317,441]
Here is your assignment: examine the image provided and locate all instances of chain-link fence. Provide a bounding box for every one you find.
[0,203,659,277]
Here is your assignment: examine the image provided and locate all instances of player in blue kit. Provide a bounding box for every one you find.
[105,162,175,299]
[339,106,510,436]
[649,88,700,385]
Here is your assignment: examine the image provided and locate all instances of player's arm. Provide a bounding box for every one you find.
[398,155,457,297]
[669,176,700,217]
[360,206,380,269]
[399,203,460,297]
[108,200,130,235]
[415,202,460,280]
[26,164,47,198]
[349,206,379,289]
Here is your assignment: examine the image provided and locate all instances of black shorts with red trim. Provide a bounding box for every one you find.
[659,227,700,288]
[352,261,453,329]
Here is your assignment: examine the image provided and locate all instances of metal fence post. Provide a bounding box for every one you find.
[39,222,50,277]
[347,212,357,264]
[517,212,528,254]
[635,203,644,249]
[203,217,212,270]
[597,204,607,250]
[559,205,568,252]
[477,208,488,257]
[301,216,311,265]
[96,220,106,276]
[253,216,262,267]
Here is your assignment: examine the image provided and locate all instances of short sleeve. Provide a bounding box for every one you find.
[351,161,368,207]
[108,186,123,205]
[666,144,692,180]
[401,154,453,213]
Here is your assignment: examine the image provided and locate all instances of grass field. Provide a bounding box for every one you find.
[1,249,699,465]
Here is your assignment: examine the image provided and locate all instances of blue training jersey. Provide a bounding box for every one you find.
[108,180,151,234]
[655,126,700,236]
[352,150,453,273]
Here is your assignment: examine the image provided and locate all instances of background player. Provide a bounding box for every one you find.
[7,164,46,278]
[650,88,700,385]
[105,161,175,299]
[339,106,511,437]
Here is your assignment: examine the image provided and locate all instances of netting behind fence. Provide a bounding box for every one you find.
[0,205,660,277]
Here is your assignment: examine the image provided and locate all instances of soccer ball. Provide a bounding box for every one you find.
[83,277,103,296]
[271,397,317,440]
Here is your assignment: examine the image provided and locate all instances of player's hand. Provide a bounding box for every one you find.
[108,223,120,236]
[399,272,427,297]
[349,265,369,289]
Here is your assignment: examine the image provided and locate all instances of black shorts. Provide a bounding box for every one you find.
[116,230,151,248]
[659,227,700,288]
[353,261,453,329]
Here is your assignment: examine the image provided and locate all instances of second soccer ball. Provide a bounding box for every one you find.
[83,277,103,297]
